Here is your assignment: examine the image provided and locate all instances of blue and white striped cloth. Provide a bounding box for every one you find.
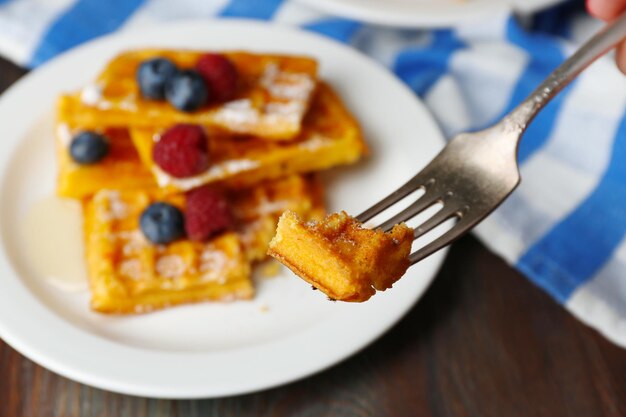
[2,0,626,347]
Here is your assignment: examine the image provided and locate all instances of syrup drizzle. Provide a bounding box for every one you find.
[21,196,88,292]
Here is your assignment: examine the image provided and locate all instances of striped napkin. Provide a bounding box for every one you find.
[1,0,626,348]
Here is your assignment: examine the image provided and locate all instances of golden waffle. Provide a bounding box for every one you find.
[129,82,368,193]
[59,50,319,140]
[55,121,157,199]
[84,175,324,313]
[84,189,253,314]
[268,211,413,302]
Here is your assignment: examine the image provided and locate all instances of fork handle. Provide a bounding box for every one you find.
[506,11,626,132]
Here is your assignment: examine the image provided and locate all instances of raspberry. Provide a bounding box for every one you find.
[153,124,210,178]
[185,186,234,241]
[196,54,239,102]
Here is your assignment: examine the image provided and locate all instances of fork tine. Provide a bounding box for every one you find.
[355,174,427,223]
[378,190,440,232]
[409,216,470,265]
[412,206,461,239]
[409,233,455,265]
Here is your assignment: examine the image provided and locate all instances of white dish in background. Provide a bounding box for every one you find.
[0,20,446,398]
[296,0,565,28]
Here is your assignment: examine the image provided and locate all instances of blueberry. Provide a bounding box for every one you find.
[69,131,109,164]
[137,57,178,100]
[140,203,185,244]
[165,70,209,112]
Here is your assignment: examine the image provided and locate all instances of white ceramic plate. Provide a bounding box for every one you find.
[0,20,446,398]
[296,0,565,28]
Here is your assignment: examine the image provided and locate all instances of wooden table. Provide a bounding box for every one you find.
[1,57,625,417]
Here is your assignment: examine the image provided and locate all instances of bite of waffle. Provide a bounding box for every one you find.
[268,211,413,302]
[55,49,367,313]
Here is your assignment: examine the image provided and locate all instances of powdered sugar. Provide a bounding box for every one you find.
[213,99,260,127]
[80,83,137,111]
[117,231,145,256]
[260,63,315,101]
[237,219,268,247]
[235,199,290,218]
[96,191,129,221]
[118,96,137,111]
[212,63,315,130]
[199,249,229,283]
[264,101,304,126]
[299,134,332,152]
[119,259,142,280]
[152,159,260,191]
[80,83,115,110]
[56,123,73,146]
[80,83,103,106]
[156,255,187,278]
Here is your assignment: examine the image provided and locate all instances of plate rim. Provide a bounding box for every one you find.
[294,0,565,28]
[0,19,448,399]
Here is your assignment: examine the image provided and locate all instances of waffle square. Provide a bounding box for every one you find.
[84,174,324,313]
[55,120,157,199]
[129,82,367,193]
[59,49,319,140]
[84,189,253,313]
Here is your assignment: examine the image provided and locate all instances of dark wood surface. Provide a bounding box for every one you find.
[1,57,626,417]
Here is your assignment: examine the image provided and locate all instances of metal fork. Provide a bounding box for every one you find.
[357,12,626,265]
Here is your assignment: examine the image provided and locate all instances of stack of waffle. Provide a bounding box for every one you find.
[56,50,367,314]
